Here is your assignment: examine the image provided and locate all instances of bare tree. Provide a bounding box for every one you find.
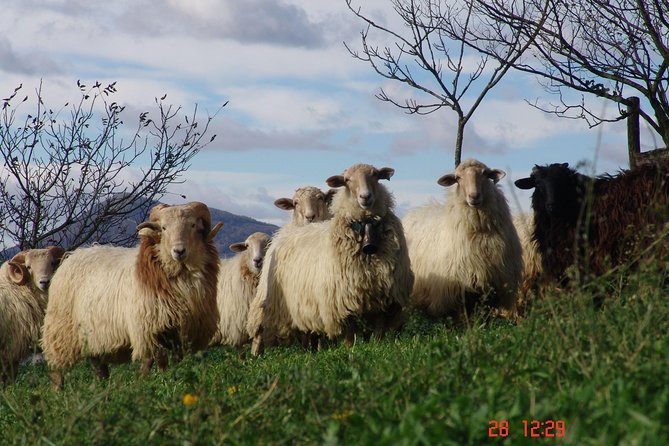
[0,81,224,256]
[469,0,669,148]
[345,0,544,166]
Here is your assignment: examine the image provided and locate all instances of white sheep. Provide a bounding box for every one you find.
[403,159,522,319]
[41,202,223,390]
[513,213,543,310]
[0,247,64,383]
[274,186,335,225]
[210,232,271,349]
[247,163,414,355]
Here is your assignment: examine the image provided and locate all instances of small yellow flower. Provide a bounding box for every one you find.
[182,393,199,407]
[227,385,238,396]
[332,410,354,422]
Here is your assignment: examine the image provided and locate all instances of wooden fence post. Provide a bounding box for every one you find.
[627,96,640,169]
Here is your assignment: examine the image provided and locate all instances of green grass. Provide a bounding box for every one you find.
[2,258,669,445]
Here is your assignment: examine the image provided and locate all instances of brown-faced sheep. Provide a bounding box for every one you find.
[0,247,64,383]
[210,232,271,349]
[274,186,336,225]
[247,163,414,355]
[41,202,223,390]
[403,159,522,319]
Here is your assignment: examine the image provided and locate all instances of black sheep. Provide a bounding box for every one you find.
[515,161,669,284]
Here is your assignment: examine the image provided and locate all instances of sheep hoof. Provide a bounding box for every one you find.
[250,337,263,356]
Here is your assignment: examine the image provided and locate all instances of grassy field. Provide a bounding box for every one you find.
[1,258,668,445]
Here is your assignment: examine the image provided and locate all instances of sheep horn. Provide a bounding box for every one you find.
[185,201,212,238]
[10,251,26,265]
[148,203,170,222]
[47,246,66,261]
[7,251,28,285]
[207,222,224,242]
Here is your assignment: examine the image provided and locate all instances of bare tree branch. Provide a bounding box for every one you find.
[345,0,542,166]
[471,0,669,147]
[0,81,225,257]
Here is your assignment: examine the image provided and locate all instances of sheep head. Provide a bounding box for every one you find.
[515,163,586,216]
[438,159,505,208]
[137,202,221,264]
[229,232,271,274]
[326,163,394,212]
[274,186,336,225]
[7,246,65,291]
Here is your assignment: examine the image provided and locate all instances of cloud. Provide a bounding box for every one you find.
[0,34,61,75]
[110,0,332,48]
[209,117,336,152]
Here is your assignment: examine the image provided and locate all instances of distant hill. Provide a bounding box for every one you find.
[1,202,279,259]
[208,207,278,257]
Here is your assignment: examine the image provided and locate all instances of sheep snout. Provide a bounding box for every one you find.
[358,192,374,209]
[467,192,482,207]
[38,279,50,291]
[171,246,187,261]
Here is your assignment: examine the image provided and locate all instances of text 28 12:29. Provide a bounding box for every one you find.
[488,420,566,438]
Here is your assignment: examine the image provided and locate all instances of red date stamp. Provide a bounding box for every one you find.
[488,419,566,438]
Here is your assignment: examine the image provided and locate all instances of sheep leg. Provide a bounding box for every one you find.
[140,358,154,376]
[91,357,110,380]
[50,370,64,392]
[343,318,358,347]
[155,351,169,371]
[1,362,18,387]
[235,344,246,359]
[251,334,264,357]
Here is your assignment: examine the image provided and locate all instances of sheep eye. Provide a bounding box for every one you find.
[191,223,196,228]
[161,225,166,230]
[26,265,31,270]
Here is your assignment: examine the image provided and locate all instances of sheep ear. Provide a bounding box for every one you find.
[229,242,248,253]
[377,167,394,181]
[326,175,346,188]
[561,163,569,168]
[514,177,536,189]
[437,174,458,187]
[487,169,506,183]
[7,262,28,285]
[274,198,295,211]
[207,222,224,242]
[325,189,337,204]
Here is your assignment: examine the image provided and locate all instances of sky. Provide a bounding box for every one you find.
[0,0,659,226]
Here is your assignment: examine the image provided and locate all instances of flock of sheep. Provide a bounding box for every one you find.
[1,158,668,390]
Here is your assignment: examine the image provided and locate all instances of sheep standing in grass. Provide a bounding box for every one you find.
[210,232,271,349]
[272,186,336,349]
[274,186,336,225]
[513,213,543,310]
[403,159,522,319]
[42,202,223,390]
[515,161,669,282]
[247,163,414,354]
[0,247,64,383]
